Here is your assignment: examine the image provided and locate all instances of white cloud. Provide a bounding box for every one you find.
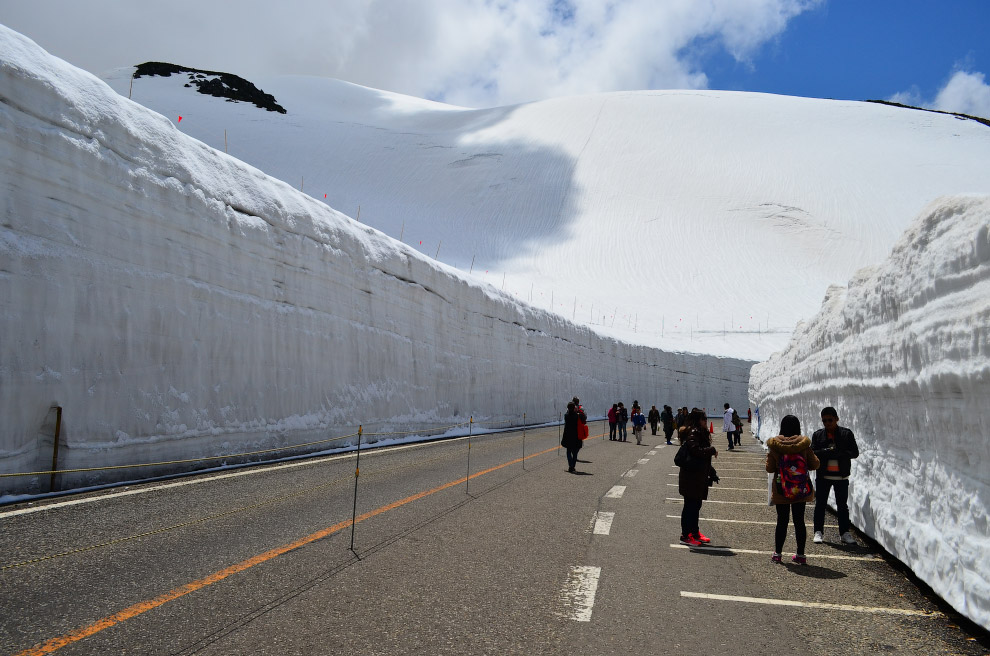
[890,70,990,119]
[932,70,990,118]
[0,0,821,108]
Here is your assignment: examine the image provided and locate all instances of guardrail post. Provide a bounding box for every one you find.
[466,417,473,494]
[557,411,561,456]
[522,413,526,470]
[49,405,62,493]
[350,425,362,553]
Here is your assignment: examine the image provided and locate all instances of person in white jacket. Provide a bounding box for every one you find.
[723,403,735,451]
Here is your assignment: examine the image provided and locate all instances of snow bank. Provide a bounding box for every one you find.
[749,195,990,629]
[0,26,751,493]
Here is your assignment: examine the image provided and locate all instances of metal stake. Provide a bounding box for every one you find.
[349,425,363,552]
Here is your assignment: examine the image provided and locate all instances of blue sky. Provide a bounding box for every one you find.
[702,1,990,107]
[1,0,988,115]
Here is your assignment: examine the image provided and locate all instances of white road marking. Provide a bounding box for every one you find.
[648,451,658,456]
[560,566,602,622]
[680,591,940,617]
[665,498,766,505]
[665,515,838,528]
[605,485,627,499]
[637,458,650,464]
[668,544,880,561]
[625,470,639,478]
[668,474,765,480]
[593,512,615,535]
[666,484,763,491]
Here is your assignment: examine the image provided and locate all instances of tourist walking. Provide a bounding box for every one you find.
[732,408,743,445]
[631,403,646,445]
[766,415,820,564]
[648,405,660,435]
[675,409,719,546]
[617,402,628,441]
[723,403,736,450]
[608,403,618,440]
[560,401,585,473]
[811,407,859,544]
[660,405,675,444]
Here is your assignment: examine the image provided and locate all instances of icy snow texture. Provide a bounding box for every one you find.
[0,26,749,492]
[749,195,990,629]
[99,61,990,362]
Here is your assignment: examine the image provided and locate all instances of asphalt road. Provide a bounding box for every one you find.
[1,422,986,655]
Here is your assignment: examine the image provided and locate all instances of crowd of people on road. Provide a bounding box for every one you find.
[562,395,861,564]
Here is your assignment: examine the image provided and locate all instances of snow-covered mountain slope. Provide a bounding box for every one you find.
[0,25,750,493]
[749,195,990,629]
[100,64,990,361]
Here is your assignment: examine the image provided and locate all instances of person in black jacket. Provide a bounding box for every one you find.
[677,409,719,546]
[560,401,585,473]
[811,406,860,544]
[648,405,661,435]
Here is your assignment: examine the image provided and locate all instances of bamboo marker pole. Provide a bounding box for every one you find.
[435,241,442,259]
[522,413,526,470]
[129,76,133,99]
[470,255,476,273]
[466,417,473,494]
[224,129,228,153]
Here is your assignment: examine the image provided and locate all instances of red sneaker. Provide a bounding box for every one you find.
[679,534,702,546]
[693,531,711,543]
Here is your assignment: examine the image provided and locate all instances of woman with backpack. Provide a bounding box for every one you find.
[765,414,820,564]
[630,402,646,445]
[677,409,719,546]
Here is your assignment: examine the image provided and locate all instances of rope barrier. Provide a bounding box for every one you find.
[0,417,506,480]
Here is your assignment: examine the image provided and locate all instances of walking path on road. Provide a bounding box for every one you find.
[1,422,985,655]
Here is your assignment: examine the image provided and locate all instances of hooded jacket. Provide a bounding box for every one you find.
[765,435,820,504]
[678,427,718,500]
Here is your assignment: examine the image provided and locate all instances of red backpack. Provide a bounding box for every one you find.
[776,452,813,499]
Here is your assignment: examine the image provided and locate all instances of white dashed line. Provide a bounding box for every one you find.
[664,515,838,528]
[665,498,766,505]
[625,470,639,478]
[668,544,880,561]
[560,566,602,622]
[592,512,615,535]
[637,458,650,464]
[680,592,940,617]
[665,484,763,491]
[648,451,657,455]
[605,485,627,499]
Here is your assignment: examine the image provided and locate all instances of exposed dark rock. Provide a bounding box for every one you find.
[865,99,989,128]
[133,62,286,114]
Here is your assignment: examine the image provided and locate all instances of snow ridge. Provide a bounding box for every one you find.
[750,195,990,629]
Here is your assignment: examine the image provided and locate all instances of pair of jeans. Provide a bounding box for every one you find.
[775,502,807,554]
[618,421,627,440]
[681,498,703,536]
[726,432,734,449]
[814,477,850,533]
[566,448,579,470]
[608,422,617,439]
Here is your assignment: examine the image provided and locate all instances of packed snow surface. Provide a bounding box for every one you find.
[0,25,749,493]
[99,61,990,362]
[749,195,990,629]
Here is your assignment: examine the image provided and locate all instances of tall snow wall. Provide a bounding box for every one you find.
[749,195,990,629]
[0,26,751,494]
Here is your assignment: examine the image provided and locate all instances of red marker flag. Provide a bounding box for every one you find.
[177,116,182,123]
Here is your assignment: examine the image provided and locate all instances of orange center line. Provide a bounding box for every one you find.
[17,442,564,656]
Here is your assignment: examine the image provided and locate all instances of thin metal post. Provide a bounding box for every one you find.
[558,411,562,456]
[466,417,473,494]
[349,425,363,552]
[522,413,526,470]
[49,405,62,493]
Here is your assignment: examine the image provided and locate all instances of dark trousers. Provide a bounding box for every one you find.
[566,448,579,470]
[681,498,703,536]
[608,422,617,440]
[650,421,658,435]
[726,432,734,449]
[618,421,627,440]
[775,502,807,554]
[733,430,741,445]
[663,427,674,443]
[814,477,851,533]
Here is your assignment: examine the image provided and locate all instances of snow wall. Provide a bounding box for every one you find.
[749,195,990,629]
[0,26,751,494]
